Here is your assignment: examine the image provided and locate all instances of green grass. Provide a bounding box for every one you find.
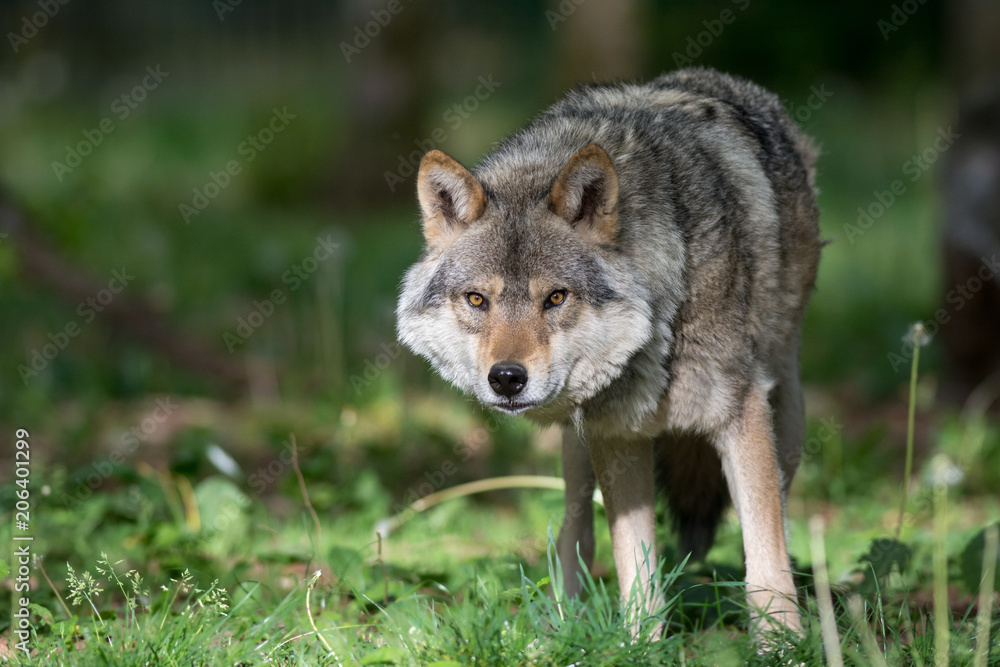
[2,63,999,665]
[2,391,999,664]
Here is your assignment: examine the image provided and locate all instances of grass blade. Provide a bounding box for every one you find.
[932,455,950,667]
[896,322,927,541]
[848,594,889,667]
[972,525,998,667]
[810,515,844,667]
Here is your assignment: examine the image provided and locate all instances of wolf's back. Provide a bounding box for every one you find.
[544,68,822,560]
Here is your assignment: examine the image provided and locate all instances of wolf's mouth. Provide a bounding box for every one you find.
[488,400,538,415]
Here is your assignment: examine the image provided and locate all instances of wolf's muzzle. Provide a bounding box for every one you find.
[488,362,528,397]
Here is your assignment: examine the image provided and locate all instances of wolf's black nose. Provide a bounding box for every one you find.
[488,362,527,397]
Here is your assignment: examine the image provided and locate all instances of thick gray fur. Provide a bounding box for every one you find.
[398,66,821,575]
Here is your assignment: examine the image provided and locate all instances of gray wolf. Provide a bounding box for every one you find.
[397,67,822,634]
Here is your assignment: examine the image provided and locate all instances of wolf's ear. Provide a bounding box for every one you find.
[417,150,486,249]
[549,144,619,245]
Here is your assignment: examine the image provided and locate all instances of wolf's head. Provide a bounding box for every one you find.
[397,145,653,419]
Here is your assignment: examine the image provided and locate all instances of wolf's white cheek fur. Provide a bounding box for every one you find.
[559,300,653,403]
[397,262,482,396]
[398,305,480,395]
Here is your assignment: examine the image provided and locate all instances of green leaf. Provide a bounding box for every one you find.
[28,603,54,627]
[959,523,1000,594]
[0,558,9,581]
[195,477,250,529]
[51,619,82,640]
[856,538,911,594]
[360,646,406,664]
[499,586,523,604]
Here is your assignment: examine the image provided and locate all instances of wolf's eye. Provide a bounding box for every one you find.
[545,290,567,309]
[467,293,486,309]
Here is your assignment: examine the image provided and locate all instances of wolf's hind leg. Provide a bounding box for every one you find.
[718,389,802,634]
[556,428,595,598]
[655,430,729,560]
[768,332,805,499]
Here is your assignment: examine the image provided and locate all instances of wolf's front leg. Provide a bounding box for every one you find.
[719,389,802,634]
[556,428,596,598]
[589,435,662,630]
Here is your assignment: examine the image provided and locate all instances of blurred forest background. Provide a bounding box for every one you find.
[1,0,1000,661]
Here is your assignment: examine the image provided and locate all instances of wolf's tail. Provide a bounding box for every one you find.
[654,432,730,560]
